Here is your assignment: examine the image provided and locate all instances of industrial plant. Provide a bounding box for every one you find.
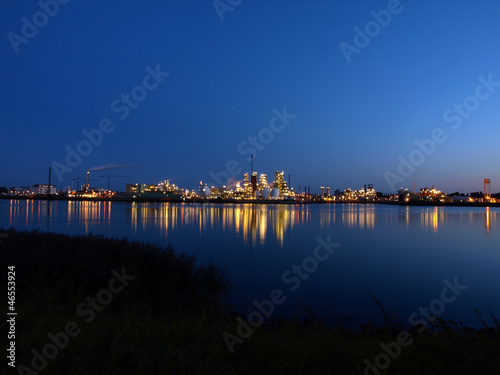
[2,165,499,205]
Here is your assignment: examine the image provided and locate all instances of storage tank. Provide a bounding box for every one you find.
[202,186,211,198]
[271,188,280,199]
[262,188,270,199]
[255,190,261,199]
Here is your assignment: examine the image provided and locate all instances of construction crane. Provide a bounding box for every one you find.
[100,174,129,191]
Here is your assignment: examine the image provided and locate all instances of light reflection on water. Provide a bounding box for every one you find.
[4,200,497,244]
[127,203,309,247]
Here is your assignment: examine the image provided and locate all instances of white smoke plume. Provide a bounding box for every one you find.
[88,163,142,172]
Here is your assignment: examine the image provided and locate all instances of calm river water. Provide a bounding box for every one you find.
[2,199,499,328]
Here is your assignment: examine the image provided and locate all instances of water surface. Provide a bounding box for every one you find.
[2,199,499,328]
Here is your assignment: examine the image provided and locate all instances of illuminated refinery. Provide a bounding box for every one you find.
[2,167,499,204]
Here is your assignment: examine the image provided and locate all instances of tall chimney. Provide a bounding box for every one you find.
[86,171,90,190]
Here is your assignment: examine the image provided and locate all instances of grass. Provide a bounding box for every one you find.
[1,228,500,374]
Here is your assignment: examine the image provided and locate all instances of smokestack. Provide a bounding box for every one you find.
[86,171,90,190]
[251,154,253,174]
[251,173,257,193]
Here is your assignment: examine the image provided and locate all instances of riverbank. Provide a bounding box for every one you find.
[1,229,499,374]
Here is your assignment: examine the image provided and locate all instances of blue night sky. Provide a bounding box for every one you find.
[1,0,500,193]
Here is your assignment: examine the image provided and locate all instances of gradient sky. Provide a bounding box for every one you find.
[1,0,500,193]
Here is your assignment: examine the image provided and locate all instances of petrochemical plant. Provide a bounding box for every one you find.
[3,166,499,204]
